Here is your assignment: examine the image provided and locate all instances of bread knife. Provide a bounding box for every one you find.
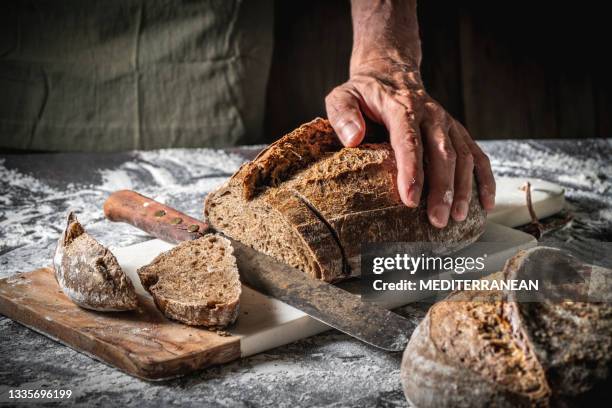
[103,190,415,351]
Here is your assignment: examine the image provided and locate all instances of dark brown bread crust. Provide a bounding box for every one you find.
[239,119,342,200]
[400,247,612,407]
[402,313,549,408]
[205,118,487,282]
[53,212,138,311]
[401,284,550,407]
[503,247,612,405]
[137,234,241,327]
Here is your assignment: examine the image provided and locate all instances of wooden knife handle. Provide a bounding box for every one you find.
[103,190,210,244]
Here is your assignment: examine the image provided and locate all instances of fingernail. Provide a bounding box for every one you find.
[405,184,421,207]
[430,205,450,228]
[453,201,469,221]
[480,187,495,211]
[483,193,496,211]
[339,121,360,145]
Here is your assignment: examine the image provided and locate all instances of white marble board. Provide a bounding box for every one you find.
[114,177,562,357]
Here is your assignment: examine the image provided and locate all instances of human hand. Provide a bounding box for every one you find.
[325,59,496,228]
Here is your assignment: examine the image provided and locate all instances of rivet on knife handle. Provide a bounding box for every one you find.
[103,190,209,244]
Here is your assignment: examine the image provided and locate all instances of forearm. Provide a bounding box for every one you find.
[350,0,422,74]
[329,0,495,225]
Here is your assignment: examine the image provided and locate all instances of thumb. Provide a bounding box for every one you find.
[325,85,366,147]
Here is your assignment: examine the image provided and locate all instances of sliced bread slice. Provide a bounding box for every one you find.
[137,234,241,327]
[53,212,138,311]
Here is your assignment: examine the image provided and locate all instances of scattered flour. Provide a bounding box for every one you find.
[0,141,610,407]
[488,140,611,200]
[0,149,246,278]
[98,169,134,191]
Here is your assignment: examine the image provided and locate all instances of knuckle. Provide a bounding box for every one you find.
[325,90,342,110]
[432,188,455,204]
[389,98,414,115]
[395,134,421,154]
[456,191,471,201]
[400,105,418,121]
[400,110,418,125]
[424,101,439,112]
[457,147,474,166]
[471,146,489,165]
[439,144,456,164]
[457,121,470,136]
[454,193,470,203]
[326,86,360,116]
[477,152,491,167]
[440,113,452,131]
[425,102,446,120]
[425,106,451,131]
[394,93,415,106]
[440,114,454,132]
[453,181,473,200]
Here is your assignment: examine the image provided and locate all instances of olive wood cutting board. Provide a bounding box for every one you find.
[0,268,240,380]
[0,223,535,380]
[0,178,562,380]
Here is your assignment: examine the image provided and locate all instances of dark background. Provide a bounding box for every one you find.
[265,1,612,141]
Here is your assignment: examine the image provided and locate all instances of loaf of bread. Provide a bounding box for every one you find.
[53,212,138,311]
[137,234,241,327]
[400,247,612,407]
[205,118,487,282]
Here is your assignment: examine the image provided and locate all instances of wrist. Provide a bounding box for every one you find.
[349,52,424,90]
[349,0,422,76]
[350,49,421,77]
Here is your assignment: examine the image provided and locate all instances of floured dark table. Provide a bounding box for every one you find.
[0,139,610,407]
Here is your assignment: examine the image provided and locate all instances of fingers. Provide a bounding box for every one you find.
[325,85,366,147]
[473,145,496,211]
[448,121,474,221]
[386,107,424,208]
[461,124,496,211]
[422,103,456,229]
[327,78,495,224]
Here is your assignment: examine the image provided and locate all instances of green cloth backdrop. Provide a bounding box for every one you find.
[0,0,274,151]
